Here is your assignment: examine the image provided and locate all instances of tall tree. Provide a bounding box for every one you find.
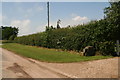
[104,1,120,41]
[1,26,19,40]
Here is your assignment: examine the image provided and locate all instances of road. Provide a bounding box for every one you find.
[0,48,119,78]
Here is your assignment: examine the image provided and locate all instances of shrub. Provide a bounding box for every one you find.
[98,41,115,56]
[14,20,118,56]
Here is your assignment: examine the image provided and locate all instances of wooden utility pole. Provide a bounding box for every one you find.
[47,2,50,28]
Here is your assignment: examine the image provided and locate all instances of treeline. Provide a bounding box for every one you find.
[14,1,120,56]
[0,26,18,40]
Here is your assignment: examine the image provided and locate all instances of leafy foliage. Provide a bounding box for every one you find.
[14,1,120,56]
[1,26,18,40]
[104,1,120,40]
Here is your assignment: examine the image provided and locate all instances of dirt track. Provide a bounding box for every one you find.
[0,48,119,78]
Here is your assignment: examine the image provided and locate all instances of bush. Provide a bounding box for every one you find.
[98,41,114,56]
[14,20,118,56]
[9,35,16,41]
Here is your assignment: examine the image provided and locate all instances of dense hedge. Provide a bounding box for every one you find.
[14,32,47,47]
[14,19,118,56]
[14,2,120,56]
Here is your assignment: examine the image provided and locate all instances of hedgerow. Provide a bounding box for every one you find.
[14,2,120,56]
[14,19,118,56]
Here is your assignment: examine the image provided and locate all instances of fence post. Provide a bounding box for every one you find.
[116,40,120,56]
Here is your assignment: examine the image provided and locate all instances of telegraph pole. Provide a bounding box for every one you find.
[47,2,50,28]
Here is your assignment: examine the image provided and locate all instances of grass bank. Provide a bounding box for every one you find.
[2,43,112,63]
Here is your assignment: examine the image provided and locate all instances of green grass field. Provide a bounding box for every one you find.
[2,43,112,63]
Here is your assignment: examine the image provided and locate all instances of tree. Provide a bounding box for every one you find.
[57,19,61,29]
[45,26,49,31]
[104,1,120,41]
[45,25,55,31]
[1,26,19,40]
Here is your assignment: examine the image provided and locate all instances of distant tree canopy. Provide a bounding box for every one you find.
[45,19,61,31]
[1,26,19,40]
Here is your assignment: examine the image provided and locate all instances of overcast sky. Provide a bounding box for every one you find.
[2,2,110,36]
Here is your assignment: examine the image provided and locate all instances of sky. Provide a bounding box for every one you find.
[2,2,110,36]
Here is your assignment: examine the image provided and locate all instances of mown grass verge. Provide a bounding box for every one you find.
[2,43,112,63]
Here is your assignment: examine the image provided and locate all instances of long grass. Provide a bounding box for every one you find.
[2,43,112,63]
